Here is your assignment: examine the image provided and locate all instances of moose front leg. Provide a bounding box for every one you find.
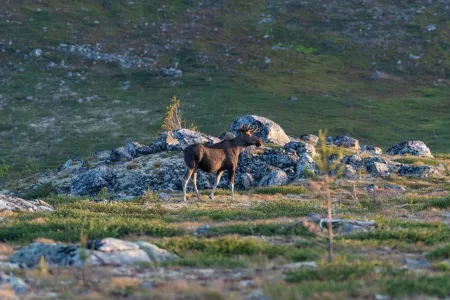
[182,168,194,202]
[228,169,235,200]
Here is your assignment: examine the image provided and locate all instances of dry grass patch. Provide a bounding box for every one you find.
[0,242,14,255]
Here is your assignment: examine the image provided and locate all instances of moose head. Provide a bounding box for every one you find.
[236,124,263,147]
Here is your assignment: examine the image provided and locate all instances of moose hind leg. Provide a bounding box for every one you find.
[192,170,201,201]
[228,169,235,200]
[182,168,194,202]
[209,170,224,200]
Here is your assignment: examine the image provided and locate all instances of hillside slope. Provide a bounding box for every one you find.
[1,0,450,175]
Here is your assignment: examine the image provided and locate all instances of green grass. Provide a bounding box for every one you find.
[251,185,308,195]
[426,244,450,260]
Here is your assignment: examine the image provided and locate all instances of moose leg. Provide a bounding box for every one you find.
[209,170,224,200]
[182,168,195,202]
[228,169,235,200]
[192,169,201,201]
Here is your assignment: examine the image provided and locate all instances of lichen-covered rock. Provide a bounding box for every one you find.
[364,158,390,177]
[57,159,85,173]
[344,165,357,179]
[284,141,316,157]
[150,129,220,153]
[0,272,29,294]
[230,115,290,145]
[218,132,236,141]
[258,169,288,187]
[342,155,363,169]
[296,153,316,177]
[87,249,151,266]
[299,134,319,146]
[70,165,116,196]
[0,195,54,213]
[361,145,382,155]
[240,173,255,189]
[92,238,139,252]
[9,243,82,268]
[386,140,433,157]
[397,164,443,178]
[135,241,179,263]
[326,136,360,151]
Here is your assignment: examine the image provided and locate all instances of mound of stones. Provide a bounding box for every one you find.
[9,238,178,268]
[0,195,53,213]
[13,115,446,199]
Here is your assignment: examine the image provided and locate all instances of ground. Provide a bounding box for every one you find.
[1,175,449,299]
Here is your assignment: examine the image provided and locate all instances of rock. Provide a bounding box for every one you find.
[9,242,82,268]
[284,141,316,157]
[383,185,406,192]
[196,225,211,236]
[403,258,429,269]
[87,249,151,266]
[299,134,319,146]
[344,165,357,179]
[0,262,21,270]
[240,173,255,189]
[326,136,360,151]
[364,157,391,177]
[0,194,54,213]
[111,146,134,162]
[386,140,432,157]
[0,272,29,294]
[366,184,378,193]
[343,154,363,169]
[397,165,443,178]
[160,68,182,78]
[289,96,297,101]
[158,192,170,200]
[93,150,113,163]
[230,115,290,146]
[296,153,316,177]
[258,169,288,187]
[135,241,179,262]
[426,24,437,32]
[361,145,382,155]
[57,159,84,173]
[93,238,139,252]
[70,165,116,196]
[29,48,43,57]
[151,129,220,153]
[218,132,236,141]
[371,70,391,80]
[282,261,317,270]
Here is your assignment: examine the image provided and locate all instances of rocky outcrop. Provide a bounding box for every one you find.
[70,165,117,196]
[258,169,288,187]
[9,238,178,268]
[150,129,220,153]
[230,115,290,146]
[0,272,29,294]
[284,141,316,157]
[386,140,433,157]
[299,134,319,146]
[361,145,382,155]
[326,136,360,151]
[0,195,54,213]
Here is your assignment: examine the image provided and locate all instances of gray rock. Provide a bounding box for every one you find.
[196,225,211,236]
[344,165,357,179]
[299,134,319,146]
[230,115,290,146]
[218,132,236,141]
[29,48,43,57]
[151,129,220,153]
[0,195,54,213]
[386,140,432,157]
[258,169,288,187]
[343,154,363,169]
[284,141,316,157]
[403,258,429,269]
[160,68,182,77]
[361,145,382,155]
[383,185,406,192]
[87,249,151,266]
[326,136,360,151]
[9,242,82,268]
[296,153,316,177]
[240,173,255,190]
[282,261,317,270]
[135,241,179,263]
[397,165,443,178]
[94,238,139,252]
[70,165,116,196]
[0,262,21,270]
[289,96,297,101]
[0,272,29,294]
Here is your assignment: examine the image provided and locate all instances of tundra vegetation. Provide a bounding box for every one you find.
[1,0,450,298]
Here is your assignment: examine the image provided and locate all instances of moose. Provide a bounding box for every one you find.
[182,125,263,201]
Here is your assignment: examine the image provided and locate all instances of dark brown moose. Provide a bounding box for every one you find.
[182,125,263,201]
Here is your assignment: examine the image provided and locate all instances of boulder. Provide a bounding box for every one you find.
[9,242,83,268]
[0,195,54,213]
[343,165,357,179]
[326,136,360,151]
[258,169,288,187]
[296,153,316,177]
[397,165,443,178]
[150,129,220,153]
[299,134,319,146]
[218,132,236,141]
[240,173,255,190]
[135,241,179,263]
[365,160,390,177]
[284,141,316,157]
[342,154,363,169]
[91,238,139,252]
[230,115,290,146]
[87,249,151,266]
[386,140,432,157]
[0,272,29,294]
[70,165,116,196]
[361,145,382,155]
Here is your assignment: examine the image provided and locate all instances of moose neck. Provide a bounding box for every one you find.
[230,135,248,153]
